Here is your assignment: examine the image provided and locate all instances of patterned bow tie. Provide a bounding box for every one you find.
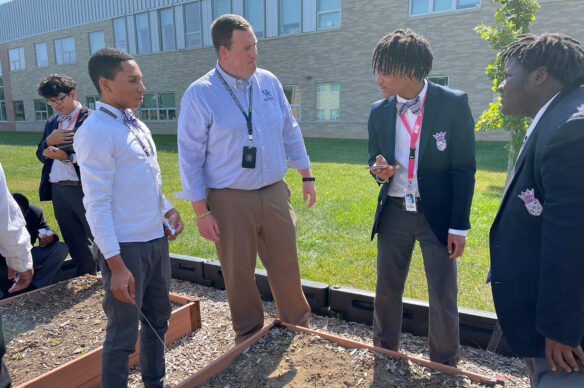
[57,114,72,122]
[122,109,138,126]
[396,95,421,116]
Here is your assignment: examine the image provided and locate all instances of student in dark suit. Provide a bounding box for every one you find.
[367,29,476,366]
[490,33,584,387]
[36,75,95,276]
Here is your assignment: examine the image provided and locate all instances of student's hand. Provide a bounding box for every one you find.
[7,268,33,293]
[106,255,135,304]
[40,233,55,246]
[42,146,68,161]
[164,208,184,240]
[545,337,584,373]
[46,128,74,146]
[302,181,316,208]
[372,155,399,181]
[196,213,220,242]
[448,234,466,258]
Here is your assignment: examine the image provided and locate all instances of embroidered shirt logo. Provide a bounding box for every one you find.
[433,131,447,151]
[262,89,274,101]
[518,188,543,216]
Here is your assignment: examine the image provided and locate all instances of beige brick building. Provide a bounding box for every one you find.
[0,0,582,138]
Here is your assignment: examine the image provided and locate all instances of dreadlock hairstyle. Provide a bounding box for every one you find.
[500,33,584,87]
[372,29,433,81]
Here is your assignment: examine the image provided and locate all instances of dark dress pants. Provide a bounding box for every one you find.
[51,183,96,275]
[373,197,459,364]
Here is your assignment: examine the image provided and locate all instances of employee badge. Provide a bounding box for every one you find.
[518,188,543,216]
[405,182,417,212]
[433,131,447,151]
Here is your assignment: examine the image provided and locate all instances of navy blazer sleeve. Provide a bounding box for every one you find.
[36,118,54,163]
[448,93,476,230]
[536,117,584,347]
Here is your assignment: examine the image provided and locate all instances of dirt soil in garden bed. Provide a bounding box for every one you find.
[200,327,482,387]
[1,276,181,386]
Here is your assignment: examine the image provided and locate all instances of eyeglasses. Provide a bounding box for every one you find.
[46,94,69,105]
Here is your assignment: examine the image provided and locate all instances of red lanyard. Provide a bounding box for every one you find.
[399,91,427,180]
[58,109,81,130]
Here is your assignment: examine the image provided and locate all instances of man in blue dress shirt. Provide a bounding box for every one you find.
[177,14,316,342]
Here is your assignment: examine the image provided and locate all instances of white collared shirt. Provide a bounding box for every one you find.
[388,80,428,198]
[74,102,173,259]
[0,162,33,272]
[517,93,560,158]
[49,104,81,183]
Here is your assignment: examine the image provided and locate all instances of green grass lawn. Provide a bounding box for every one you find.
[0,132,507,312]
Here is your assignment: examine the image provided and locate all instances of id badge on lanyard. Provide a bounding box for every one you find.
[400,92,426,213]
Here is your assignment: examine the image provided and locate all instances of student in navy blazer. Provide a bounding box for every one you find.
[490,33,584,386]
[36,74,95,276]
[368,30,475,366]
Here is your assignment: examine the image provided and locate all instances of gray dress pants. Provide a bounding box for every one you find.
[100,236,171,388]
[373,196,459,364]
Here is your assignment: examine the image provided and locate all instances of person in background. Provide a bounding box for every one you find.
[36,74,95,276]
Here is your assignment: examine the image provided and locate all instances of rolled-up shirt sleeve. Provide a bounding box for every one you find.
[0,163,33,272]
[75,128,120,259]
[176,87,211,202]
[277,80,310,170]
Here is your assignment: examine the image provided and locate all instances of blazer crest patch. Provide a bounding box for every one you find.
[433,131,447,151]
[518,188,543,216]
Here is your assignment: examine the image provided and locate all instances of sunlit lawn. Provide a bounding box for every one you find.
[0,133,507,312]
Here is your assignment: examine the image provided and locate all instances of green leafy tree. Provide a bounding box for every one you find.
[475,0,540,175]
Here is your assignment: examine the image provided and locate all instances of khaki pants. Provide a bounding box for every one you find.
[207,180,311,337]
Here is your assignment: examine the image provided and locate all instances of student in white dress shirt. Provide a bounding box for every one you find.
[36,74,95,276]
[74,48,183,388]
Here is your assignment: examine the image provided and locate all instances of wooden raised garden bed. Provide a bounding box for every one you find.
[0,275,200,388]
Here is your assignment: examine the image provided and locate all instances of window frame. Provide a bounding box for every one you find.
[159,7,176,52]
[315,82,341,122]
[86,96,99,110]
[9,47,25,71]
[213,0,232,19]
[409,0,480,16]
[35,42,48,68]
[113,17,129,52]
[140,92,177,121]
[89,31,105,54]
[13,100,25,121]
[34,99,54,121]
[279,0,302,36]
[244,0,266,39]
[0,73,5,121]
[135,12,152,54]
[184,1,203,48]
[283,85,301,122]
[317,0,341,30]
[428,75,449,87]
[54,37,76,65]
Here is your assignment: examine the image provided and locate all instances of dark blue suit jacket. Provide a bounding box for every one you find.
[368,81,476,245]
[36,106,90,201]
[490,86,584,357]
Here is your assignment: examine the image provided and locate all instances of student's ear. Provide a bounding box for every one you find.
[70,90,77,101]
[99,77,112,95]
[533,66,549,86]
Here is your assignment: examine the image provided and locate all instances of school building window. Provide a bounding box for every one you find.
[34,99,54,121]
[141,93,176,121]
[9,47,25,71]
[410,0,480,16]
[89,31,105,54]
[245,0,265,39]
[54,37,76,64]
[13,101,25,121]
[114,17,128,52]
[283,85,301,121]
[318,0,341,30]
[135,13,151,54]
[428,76,449,86]
[316,82,340,121]
[280,0,301,35]
[185,2,202,47]
[213,0,231,19]
[0,70,6,121]
[86,96,98,110]
[159,8,176,51]
[35,43,48,67]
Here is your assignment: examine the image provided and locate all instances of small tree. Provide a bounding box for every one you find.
[475,0,540,175]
